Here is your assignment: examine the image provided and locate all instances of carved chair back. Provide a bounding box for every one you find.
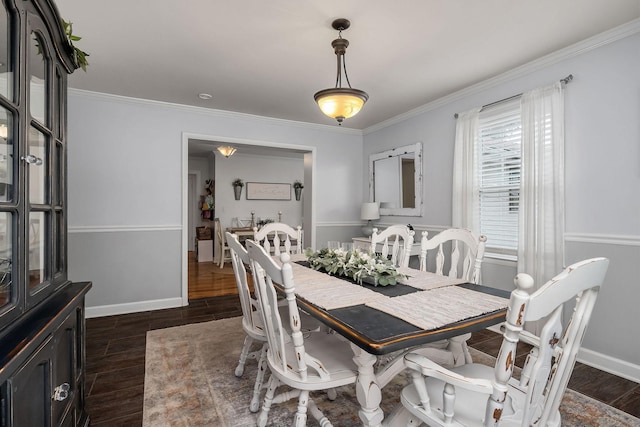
[370,225,415,268]
[246,240,323,382]
[253,222,303,255]
[419,228,487,284]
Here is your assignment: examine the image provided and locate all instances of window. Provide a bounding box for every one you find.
[454,82,564,270]
[476,100,521,258]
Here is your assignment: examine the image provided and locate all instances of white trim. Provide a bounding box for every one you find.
[483,256,518,267]
[86,297,184,318]
[364,19,640,134]
[577,348,640,384]
[69,88,363,136]
[68,225,181,233]
[181,133,317,305]
[486,324,639,382]
[564,233,640,247]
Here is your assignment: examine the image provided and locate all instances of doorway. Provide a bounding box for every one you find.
[181,134,315,304]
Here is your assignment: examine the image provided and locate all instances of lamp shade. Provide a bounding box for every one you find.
[361,202,380,220]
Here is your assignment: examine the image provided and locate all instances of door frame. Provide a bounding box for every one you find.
[181,133,316,306]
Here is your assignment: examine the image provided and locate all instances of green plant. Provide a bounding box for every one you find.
[232,178,244,187]
[293,180,304,189]
[304,247,408,287]
[62,20,89,71]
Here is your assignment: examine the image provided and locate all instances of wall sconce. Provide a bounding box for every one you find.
[314,18,369,125]
[217,146,237,158]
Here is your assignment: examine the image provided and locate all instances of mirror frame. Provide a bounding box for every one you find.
[369,142,423,217]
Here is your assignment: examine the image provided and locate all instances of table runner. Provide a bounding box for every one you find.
[365,286,509,331]
[289,262,389,310]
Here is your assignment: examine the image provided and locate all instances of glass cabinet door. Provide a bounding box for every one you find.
[0,1,16,319]
[0,0,70,323]
[0,211,11,309]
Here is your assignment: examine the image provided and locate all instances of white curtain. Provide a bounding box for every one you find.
[518,82,565,294]
[452,108,480,231]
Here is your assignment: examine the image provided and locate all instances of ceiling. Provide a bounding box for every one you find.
[56,1,639,130]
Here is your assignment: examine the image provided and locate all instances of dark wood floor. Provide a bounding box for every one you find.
[85,260,640,425]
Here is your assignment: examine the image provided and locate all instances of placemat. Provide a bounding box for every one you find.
[396,266,467,290]
[366,286,509,331]
[289,262,388,310]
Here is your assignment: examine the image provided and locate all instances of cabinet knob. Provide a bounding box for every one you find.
[21,154,43,165]
[53,382,70,401]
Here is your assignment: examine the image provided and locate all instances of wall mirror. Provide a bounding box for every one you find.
[369,142,423,217]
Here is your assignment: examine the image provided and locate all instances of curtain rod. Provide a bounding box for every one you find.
[453,74,573,119]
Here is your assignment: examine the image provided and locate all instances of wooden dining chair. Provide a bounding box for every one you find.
[417,228,488,366]
[246,240,358,427]
[394,257,609,427]
[253,222,303,255]
[226,232,322,412]
[419,228,487,284]
[370,224,415,268]
[214,218,231,268]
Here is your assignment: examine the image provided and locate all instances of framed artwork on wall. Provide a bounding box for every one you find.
[246,182,291,200]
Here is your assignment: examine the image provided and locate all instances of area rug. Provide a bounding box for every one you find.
[143,317,639,427]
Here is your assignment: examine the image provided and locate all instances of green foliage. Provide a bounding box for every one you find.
[232,178,244,187]
[293,180,304,189]
[62,20,89,71]
[304,247,409,287]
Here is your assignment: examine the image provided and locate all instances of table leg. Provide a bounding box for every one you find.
[351,343,384,427]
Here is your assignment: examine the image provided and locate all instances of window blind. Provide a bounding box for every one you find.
[477,103,521,255]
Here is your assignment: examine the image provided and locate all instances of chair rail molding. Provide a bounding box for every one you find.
[564,232,640,247]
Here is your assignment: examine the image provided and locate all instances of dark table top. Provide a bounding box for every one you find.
[291,263,510,355]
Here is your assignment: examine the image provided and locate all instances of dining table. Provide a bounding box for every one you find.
[283,254,511,427]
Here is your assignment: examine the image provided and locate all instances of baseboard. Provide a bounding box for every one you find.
[86,297,185,318]
[577,348,640,384]
[487,324,639,383]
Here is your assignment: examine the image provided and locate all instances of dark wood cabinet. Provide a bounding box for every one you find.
[0,0,91,425]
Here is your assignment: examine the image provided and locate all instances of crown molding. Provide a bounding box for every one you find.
[363,18,640,135]
[68,88,364,136]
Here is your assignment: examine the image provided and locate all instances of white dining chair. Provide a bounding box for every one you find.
[394,257,609,427]
[419,228,487,284]
[417,228,488,366]
[369,225,415,268]
[214,218,231,268]
[246,240,359,427]
[253,222,302,255]
[226,232,322,412]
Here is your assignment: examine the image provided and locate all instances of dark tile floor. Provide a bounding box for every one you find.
[85,295,640,425]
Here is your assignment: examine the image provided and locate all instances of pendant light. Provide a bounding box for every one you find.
[216,146,237,158]
[314,18,369,125]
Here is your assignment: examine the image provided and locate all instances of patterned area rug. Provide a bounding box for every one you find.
[143,317,639,427]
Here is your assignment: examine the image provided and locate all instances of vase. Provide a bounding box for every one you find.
[294,187,302,201]
[361,275,378,286]
[233,185,242,200]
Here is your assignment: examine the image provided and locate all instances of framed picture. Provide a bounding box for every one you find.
[246,182,291,200]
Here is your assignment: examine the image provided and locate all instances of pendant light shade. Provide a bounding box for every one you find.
[217,146,237,158]
[314,19,368,125]
[314,88,368,121]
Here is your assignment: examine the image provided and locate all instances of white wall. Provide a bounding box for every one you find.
[214,153,304,230]
[363,29,640,380]
[66,94,363,315]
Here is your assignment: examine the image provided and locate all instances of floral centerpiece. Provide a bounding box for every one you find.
[304,247,408,286]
